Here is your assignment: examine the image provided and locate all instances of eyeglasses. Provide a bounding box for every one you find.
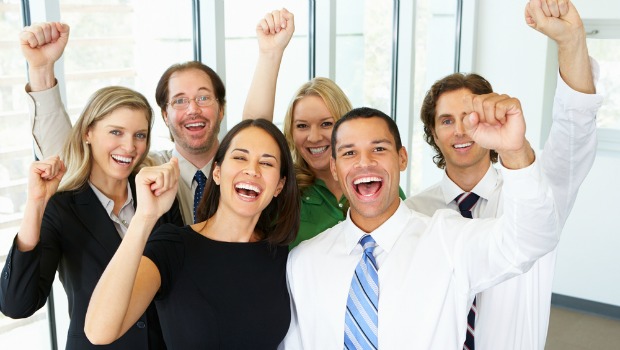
[167,95,218,110]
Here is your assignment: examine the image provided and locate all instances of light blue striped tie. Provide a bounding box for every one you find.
[344,235,379,350]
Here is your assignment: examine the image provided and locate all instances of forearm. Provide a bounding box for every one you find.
[501,160,560,261]
[28,64,56,92]
[242,49,284,121]
[15,200,47,252]
[557,34,595,94]
[28,85,72,159]
[85,217,157,344]
[497,140,536,170]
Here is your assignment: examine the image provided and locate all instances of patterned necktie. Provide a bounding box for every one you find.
[344,235,379,350]
[193,170,207,224]
[456,192,480,350]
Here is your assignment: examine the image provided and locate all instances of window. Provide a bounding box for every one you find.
[584,19,620,151]
[0,1,54,349]
[223,0,309,129]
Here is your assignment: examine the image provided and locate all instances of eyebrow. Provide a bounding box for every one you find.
[336,138,392,152]
[170,87,213,99]
[106,124,148,133]
[231,148,277,160]
[294,116,334,123]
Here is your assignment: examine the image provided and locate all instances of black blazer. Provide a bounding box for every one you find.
[0,177,182,349]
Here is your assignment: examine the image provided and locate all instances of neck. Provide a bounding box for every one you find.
[351,197,400,233]
[445,162,490,192]
[314,168,342,200]
[196,207,260,242]
[89,175,128,215]
[175,141,219,169]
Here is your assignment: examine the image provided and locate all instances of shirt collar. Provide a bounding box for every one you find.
[343,200,410,255]
[173,148,213,187]
[439,164,499,204]
[88,180,133,215]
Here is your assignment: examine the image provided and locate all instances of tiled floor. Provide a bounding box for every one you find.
[546,306,620,350]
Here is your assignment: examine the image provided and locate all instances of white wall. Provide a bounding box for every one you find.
[471,0,620,306]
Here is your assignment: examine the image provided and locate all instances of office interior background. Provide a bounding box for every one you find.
[0,0,618,348]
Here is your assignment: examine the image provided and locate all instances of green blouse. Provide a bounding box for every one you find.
[290,179,406,249]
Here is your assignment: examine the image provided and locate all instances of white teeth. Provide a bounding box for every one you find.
[112,155,133,164]
[309,146,328,155]
[185,122,205,128]
[454,142,473,149]
[353,176,382,185]
[235,183,261,194]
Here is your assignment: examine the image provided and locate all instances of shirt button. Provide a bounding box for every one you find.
[305,197,310,200]
[3,271,8,279]
[338,203,343,208]
[136,321,146,329]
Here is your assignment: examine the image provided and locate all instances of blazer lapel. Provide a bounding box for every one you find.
[71,186,122,257]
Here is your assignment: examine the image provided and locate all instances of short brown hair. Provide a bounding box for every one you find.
[155,61,227,141]
[420,73,498,169]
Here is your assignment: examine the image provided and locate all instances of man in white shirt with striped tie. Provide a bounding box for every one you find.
[405,1,603,349]
[282,99,563,348]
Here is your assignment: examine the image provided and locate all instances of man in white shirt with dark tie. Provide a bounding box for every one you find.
[282,98,564,348]
[405,1,603,349]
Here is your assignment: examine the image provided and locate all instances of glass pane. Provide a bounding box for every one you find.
[409,0,458,193]
[224,0,309,129]
[60,0,194,151]
[587,38,620,130]
[0,1,53,349]
[335,0,393,114]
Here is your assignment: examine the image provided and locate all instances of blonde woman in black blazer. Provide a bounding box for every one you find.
[0,84,182,349]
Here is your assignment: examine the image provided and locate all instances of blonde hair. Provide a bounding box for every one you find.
[283,77,352,191]
[58,86,154,192]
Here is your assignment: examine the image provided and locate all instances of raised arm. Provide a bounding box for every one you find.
[85,159,179,344]
[0,157,65,317]
[526,0,603,224]
[242,8,295,121]
[20,22,72,159]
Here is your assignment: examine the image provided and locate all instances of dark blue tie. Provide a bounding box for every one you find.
[344,235,379,350]
[193,170,207,224]
[456,192,480,350]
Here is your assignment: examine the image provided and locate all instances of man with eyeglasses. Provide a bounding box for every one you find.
[20,10,294,225]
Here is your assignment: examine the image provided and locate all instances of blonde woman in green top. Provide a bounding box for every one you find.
[245,10,404,248]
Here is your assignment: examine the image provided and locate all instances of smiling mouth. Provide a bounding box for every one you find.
[111,154,133,165]
[308,146,329,155]
[185,121,206,130]
[353,176,383,197]
[453,141,473,149]
[235,183,262,199]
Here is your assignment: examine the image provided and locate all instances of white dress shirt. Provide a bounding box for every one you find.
[283,160,559,349]
[405,66,603,350]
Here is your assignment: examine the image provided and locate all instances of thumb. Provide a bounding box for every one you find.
[463,112,479,137]
[56,22,70,34]
[525,0,546,29]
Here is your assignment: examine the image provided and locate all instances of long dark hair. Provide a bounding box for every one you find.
[196,119,300,246]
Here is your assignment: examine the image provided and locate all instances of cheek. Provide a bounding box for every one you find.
[292,130,305,148]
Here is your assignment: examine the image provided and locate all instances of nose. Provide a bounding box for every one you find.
[122,135,136,152]
[243,162,260,177]
[186,98,201,114]
[307,125,322,143]
[454,117,465,137]
[355,151,377,168]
